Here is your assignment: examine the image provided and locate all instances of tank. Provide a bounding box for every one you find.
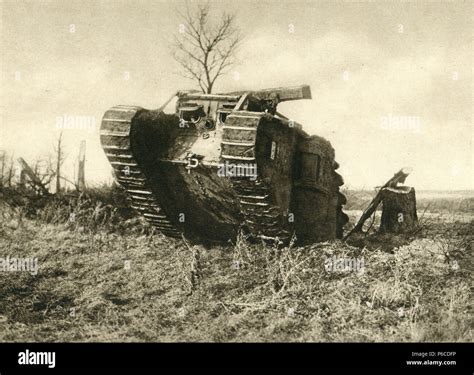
[100,85,348,244]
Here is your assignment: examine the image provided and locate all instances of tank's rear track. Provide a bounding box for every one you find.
[100,105,181,238]
[221,111,291,243]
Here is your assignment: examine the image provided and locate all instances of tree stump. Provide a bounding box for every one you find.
[380,186,418,233]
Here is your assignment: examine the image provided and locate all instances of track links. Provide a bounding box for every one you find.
[221,111,290,243]
[100,105,181,238]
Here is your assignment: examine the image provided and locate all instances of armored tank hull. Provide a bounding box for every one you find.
[100,86,348,244]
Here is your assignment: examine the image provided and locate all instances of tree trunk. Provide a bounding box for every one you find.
[77,140,86,191]
[56,133,62,193]
[17,158,50,195]
[380,186,418,233]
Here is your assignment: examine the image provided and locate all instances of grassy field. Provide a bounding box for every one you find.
[0,187,472,342]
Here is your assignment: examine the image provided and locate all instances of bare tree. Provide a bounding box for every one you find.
[54,132,66,194]
[0,150,12,188]
[4,152,15,188]
[172,2,241,94]
[33,155,55,191]
[77,140,86,192]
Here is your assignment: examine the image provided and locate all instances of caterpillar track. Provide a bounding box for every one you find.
[221,111,291,242]
[100,106,181,238]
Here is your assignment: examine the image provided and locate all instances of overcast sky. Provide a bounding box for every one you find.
[1,0,472,190]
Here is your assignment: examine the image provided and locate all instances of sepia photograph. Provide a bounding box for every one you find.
[0,0,472,370]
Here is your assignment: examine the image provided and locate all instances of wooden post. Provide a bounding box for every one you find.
[77,140,86,191]
[380,186,418,233]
